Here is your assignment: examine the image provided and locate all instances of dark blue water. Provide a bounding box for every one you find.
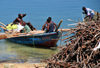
[0,0,100,29]
[0,0,100,63]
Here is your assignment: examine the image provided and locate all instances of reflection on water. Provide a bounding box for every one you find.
[0,40,58,63]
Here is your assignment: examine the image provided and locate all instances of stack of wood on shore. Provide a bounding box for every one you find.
[44,13,100,68]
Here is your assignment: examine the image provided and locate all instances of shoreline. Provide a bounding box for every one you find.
[0,63,47,68]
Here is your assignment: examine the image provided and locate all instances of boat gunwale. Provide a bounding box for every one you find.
[7,31,61,39]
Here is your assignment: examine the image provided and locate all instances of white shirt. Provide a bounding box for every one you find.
[86,8,94,15]
[17,23,24,32]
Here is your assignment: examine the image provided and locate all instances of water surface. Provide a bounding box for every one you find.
[0,40,58,63]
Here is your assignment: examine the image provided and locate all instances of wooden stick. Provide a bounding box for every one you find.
[58,29,70,32]
[55,20,63,32]
[0,22,6,27]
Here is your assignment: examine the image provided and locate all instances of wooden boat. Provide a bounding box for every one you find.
[6,31,62,47]
[0,20,65,47]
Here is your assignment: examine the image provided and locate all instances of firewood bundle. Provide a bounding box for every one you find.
[45,20,100,68]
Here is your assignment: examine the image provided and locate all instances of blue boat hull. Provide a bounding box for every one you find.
[6,32,61,47]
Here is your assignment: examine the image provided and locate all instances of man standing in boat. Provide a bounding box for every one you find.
[42,17,57,33]
[82,6,95,21]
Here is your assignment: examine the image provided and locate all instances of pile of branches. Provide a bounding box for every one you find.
[45,17,100,68]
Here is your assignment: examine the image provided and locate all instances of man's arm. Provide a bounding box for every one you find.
[53,22,57,30]
[42,23,46,30]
